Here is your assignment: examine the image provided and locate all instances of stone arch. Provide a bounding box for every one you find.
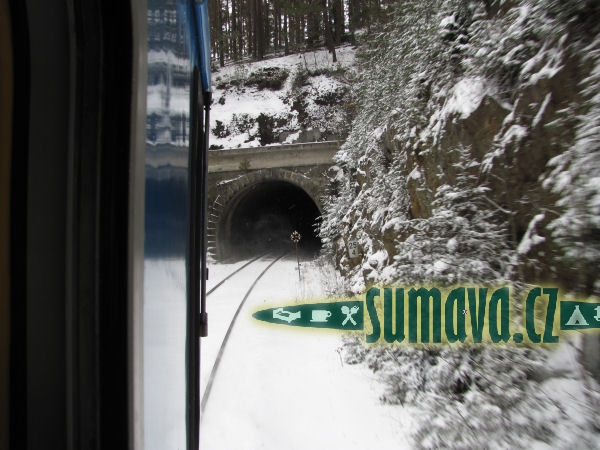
[207,168,323,260]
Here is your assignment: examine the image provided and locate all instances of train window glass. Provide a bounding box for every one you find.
[143,1,192,449]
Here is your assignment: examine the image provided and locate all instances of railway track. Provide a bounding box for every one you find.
[200,252,289,415]
[206,252,267,295]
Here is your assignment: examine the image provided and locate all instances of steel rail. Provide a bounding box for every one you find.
[206,252,268,296]
[200,251,288,416]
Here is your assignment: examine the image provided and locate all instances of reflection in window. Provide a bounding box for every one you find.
[144,1,193,449]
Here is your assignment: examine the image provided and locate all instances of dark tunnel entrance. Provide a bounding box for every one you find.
[221,180,322,259]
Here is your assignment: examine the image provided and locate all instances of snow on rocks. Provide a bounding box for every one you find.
[443,77,491,119]
[210,45,356,149]
[517,213,546,256]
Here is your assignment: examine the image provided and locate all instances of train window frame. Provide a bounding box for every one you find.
[0,0,13,447]
[6,1,207,448]
[143,1,211,449]
[8,0,143,447]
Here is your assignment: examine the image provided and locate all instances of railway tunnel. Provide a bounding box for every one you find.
[214,179,322,260]
[207,143,339,260]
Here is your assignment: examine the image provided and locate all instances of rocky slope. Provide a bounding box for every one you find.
[209,46,356,149]
[321,4,600,447]
[321,0,600,297]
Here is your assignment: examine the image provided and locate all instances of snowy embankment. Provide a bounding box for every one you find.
[210,46,356,149]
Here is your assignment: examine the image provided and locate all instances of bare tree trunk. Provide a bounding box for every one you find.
[322,0,337,62]
[273,2,280,52]
[238,0,244,58]
[255,0,264,59]
[333,0,343,45]
[306,0,320,49]
[283,12,289,54]
[231,0,238,59]
[225,0,231,60]
[209,0,218,62]
[348,0,361,41]
[297,13,304,47]
[218,0,225,66]
[247,0,254,57]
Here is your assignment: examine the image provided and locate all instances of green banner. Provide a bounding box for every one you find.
[560,301,600,330]
[253,301,363,330]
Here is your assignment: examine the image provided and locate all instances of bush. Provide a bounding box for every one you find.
[314,86,348,106]
[212,120,229,138]
[245,67,289,90]
[255,113,291,146]
[291,93,309,124]
[230,113,254,134]
[257,113,276,145]
[292,67,310,89]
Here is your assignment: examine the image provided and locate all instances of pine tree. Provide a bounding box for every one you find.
[544,36,600,295]
[393,146,512,286]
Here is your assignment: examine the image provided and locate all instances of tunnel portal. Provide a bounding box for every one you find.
[221,180,322,259]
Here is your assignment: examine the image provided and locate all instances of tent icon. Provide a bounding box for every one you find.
[565,305,589,326]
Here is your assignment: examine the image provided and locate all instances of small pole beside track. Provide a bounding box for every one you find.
[290,231,301,282]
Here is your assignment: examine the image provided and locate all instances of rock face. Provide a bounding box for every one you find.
[322,1,600,295]
[321,0,600,380]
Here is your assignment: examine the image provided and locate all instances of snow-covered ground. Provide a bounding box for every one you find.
[143,254,600,450]
[210,46,356,149]
[201,256,415,450]
[144,255,416,450]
